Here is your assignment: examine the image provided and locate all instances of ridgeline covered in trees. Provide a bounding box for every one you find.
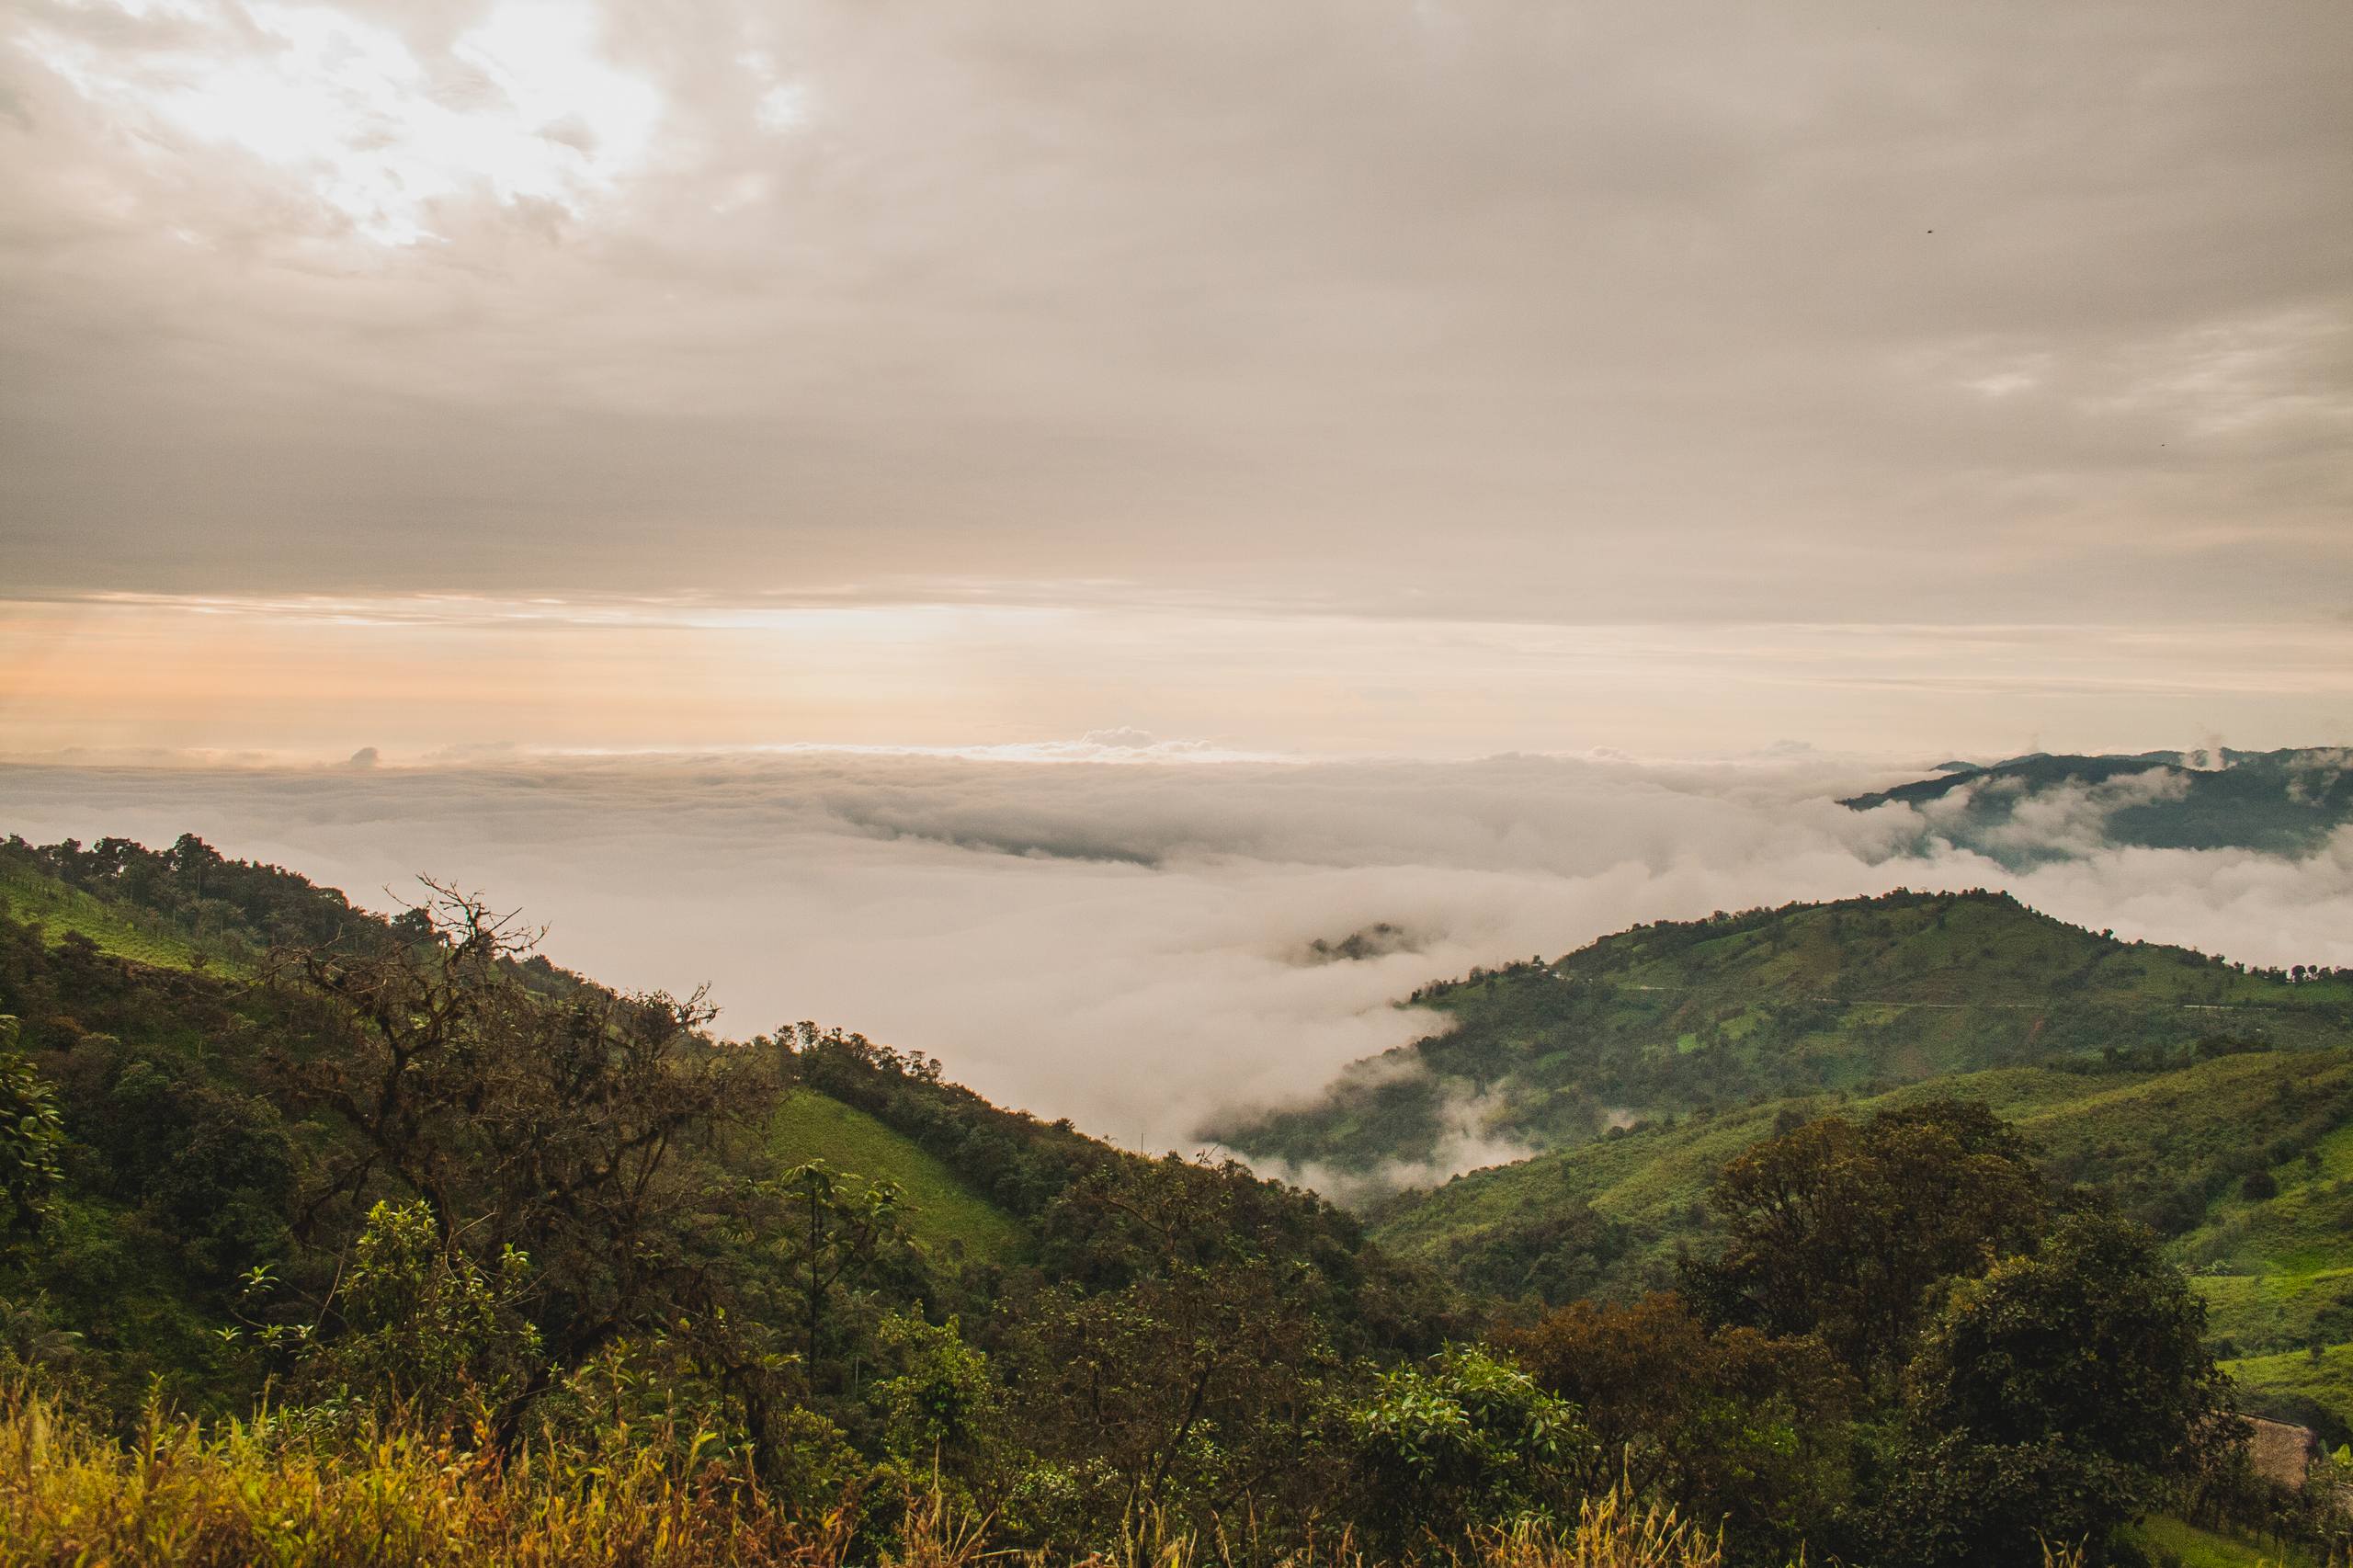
[1216,887,2350,1176]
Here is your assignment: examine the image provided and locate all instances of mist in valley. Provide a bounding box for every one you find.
[8,748,2348,1172]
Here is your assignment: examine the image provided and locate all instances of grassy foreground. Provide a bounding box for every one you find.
[0,1388,1739,1568]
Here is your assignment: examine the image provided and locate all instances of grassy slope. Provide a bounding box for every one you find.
[767,1089,1027,1267]
[2183,1119,2353,1351]
[2123,1513,2329,1568]
[1221,890,2349,1176]
[1364,1052,2347,1273]
[2222,1343,2353,1443]
[0,862,244,975]
[0,849,1038,1271]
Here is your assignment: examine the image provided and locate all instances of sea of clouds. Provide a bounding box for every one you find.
[4,748,2350,1171]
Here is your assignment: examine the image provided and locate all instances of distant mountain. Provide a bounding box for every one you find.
[1210,888,2350,1179]
[1844,745,2353,861]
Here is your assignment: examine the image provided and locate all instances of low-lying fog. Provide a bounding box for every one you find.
[6,749,2350,1163]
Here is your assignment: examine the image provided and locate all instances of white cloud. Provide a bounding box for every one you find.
[6,752,2349,1179]
[19,0,660,244]
[1912,765,2190,858]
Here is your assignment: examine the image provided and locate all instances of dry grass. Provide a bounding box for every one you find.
[0,1389,852,1568]
[1470,1491,1722,1568]
[0,1388,1746,1568]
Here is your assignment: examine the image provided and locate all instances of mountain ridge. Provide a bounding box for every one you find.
[1212,886,2350,1181]
[1844,745,2353,860]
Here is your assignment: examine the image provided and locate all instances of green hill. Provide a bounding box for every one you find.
[0,834,594,997]
[1217,888,2349,1177]
[0,846,1044,1278]
[0,839,1026,1272]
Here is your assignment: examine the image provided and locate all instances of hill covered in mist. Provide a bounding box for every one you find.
[1211,887,2350,1183]
[1848,745,2353,861]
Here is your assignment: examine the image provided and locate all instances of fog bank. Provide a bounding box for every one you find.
[5,752,2349,1157]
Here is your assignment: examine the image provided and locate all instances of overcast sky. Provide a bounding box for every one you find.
[2,0,2348,756]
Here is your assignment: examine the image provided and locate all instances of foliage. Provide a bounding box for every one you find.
[0,833,2320,1562]
[1221,887,2348,1177]
[0,1381,1760,1568]
[872,1311,1004,1471]
[1344,1344,1593,1547]
[1866,1212,2235,1567]
[1473,1488,1727,1568]
[0,1017,63,1234]
[1682,1099,2046,1377]
[1504,1293,1855,1563]
[299,1198,544,1426]
[1007,1155,1364,1538]
[274,881,793,1435]
[1910,1213,2228,1464]
[760,1160,920,1399]
[0,1381,861,1568]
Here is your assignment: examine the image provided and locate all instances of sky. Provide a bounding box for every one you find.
[1,0,2349,758]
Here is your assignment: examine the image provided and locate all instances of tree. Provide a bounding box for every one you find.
[277,882,779,1403]
[874,1311,1005,1468]
[1342,1345,1590,1549]
[1872,1211,2234,1566]
[0,1017,63,1235]
[301,1198,543,1428]
[1683,1099,2045,1377]
[1012,1157,1348,1529]
[1505,1291,1854,1563]
[766,1160,910,1397]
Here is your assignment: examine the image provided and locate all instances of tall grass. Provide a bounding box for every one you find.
[0,1387,1741,1568]
[0,1388,847,1568]
[1472,1492,1722,1568]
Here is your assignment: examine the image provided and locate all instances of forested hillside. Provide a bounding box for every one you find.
[0,835,2341,1565]
[1366,1051,2353,1423]
[1216,887,2349,1176]
[0,835,1451,1397]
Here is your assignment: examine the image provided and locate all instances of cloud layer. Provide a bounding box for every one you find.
[6,753,2350,1166]
[3,0,2348,628]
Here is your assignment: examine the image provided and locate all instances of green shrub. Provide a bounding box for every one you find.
[1344,1344,1594,1546]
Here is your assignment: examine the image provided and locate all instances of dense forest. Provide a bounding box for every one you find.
[0,835,2346,1564]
